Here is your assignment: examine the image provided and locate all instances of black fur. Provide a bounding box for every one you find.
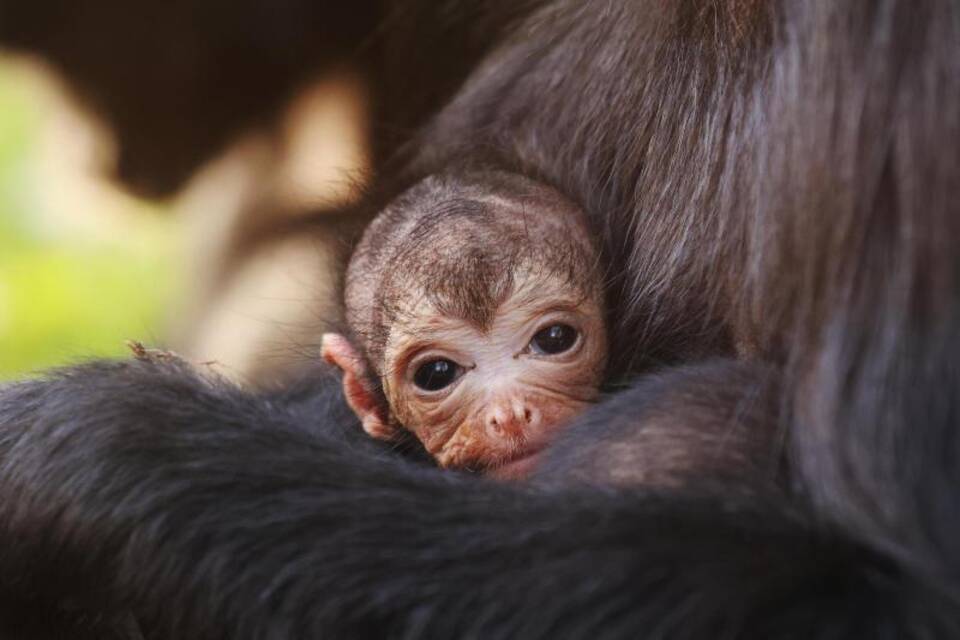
[0,359,944,638]
[0,0,959,637]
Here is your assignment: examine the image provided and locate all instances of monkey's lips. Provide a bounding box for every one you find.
[489,450,543,480]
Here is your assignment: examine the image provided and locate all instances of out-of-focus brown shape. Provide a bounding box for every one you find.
[0,0,380,198]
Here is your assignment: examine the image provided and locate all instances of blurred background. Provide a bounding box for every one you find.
[0,51,369,384]
[0,56,177,380]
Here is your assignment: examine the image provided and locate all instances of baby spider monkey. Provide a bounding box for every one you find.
[323,171,608,478]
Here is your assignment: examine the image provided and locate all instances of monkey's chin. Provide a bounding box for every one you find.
[489,452,542,480]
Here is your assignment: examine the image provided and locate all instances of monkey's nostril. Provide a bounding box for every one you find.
[523,408,532,423]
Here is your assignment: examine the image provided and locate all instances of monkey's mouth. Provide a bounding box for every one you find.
[489,450,543,480]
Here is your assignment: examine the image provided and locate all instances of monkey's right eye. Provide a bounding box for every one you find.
[413,359,461,391]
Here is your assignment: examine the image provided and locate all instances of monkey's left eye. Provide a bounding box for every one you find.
[413,359,462,392]
[529,324,579,355]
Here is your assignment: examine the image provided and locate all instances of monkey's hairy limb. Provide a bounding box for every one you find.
[0,359,951,639]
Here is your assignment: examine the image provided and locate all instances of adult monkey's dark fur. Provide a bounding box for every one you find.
[1,0,960,637]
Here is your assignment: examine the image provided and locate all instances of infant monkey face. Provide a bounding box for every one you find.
[327,171,609,478]
[384,276,607,478]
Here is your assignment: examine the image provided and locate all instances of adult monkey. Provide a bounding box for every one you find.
[1,1,959,639]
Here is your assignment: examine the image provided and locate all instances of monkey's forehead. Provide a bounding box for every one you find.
[390,264,600,316]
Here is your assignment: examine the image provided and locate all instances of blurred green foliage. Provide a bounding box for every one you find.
[0,67,176,380]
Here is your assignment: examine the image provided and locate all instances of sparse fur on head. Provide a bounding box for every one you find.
[330,170,608,473]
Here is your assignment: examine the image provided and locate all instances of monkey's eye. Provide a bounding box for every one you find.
[413,359,462,391]
[529,324,579,355]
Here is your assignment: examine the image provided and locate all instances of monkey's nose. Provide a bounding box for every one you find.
[484,401,540,440]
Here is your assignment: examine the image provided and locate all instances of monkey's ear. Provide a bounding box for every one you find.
[321,333,396,440]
